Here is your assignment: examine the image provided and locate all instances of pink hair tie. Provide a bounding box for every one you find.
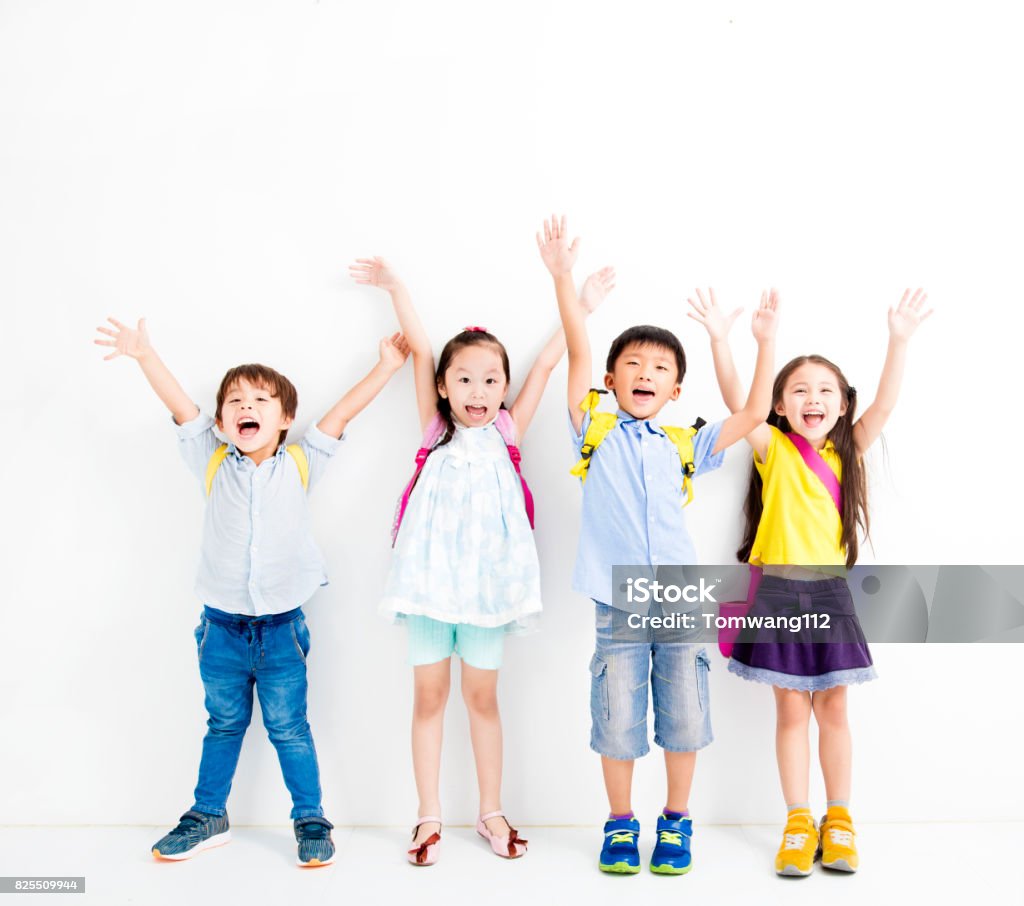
[463,325,488,333]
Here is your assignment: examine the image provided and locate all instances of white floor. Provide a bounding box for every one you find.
[1,823,1018,906]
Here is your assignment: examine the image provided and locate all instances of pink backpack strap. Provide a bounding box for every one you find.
[783,431,843,514]
[391,413,450,547]
[494,410,535,530]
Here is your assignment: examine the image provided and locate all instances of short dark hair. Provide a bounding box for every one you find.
[606,325,686,383]
[216,364,298,445]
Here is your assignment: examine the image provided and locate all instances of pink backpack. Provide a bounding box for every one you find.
[391,409,536,546]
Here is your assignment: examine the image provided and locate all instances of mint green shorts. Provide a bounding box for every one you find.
[405,615,506,670]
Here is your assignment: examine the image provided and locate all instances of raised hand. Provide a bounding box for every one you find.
[888,288,932,340]
[349,256,403,292]
[686,288,741,341]
[536,214,580,277]
[94,317,152,361]
[579,266,616,313]
[379,331,411,372]
[751,288,780,342]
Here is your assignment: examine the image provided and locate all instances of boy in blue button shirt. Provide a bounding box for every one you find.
[537,216,777,875]
[95,315,409,866]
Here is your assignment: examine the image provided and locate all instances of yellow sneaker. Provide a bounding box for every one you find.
[774,810,819,877]
[820,806,858,872]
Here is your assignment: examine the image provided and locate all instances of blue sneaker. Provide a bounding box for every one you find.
[650,813,692,875]
[295,816,336,867]
[599,817,641,874]
[151,810,231,861]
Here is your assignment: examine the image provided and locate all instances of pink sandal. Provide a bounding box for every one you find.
[407,817,442,866]
[476,810,528,859]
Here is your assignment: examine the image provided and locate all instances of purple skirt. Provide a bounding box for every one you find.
[728,575,876,692]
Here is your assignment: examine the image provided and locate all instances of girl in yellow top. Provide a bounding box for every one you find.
[689,288,932,877]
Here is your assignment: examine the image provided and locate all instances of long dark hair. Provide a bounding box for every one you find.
[433,329,511,447]
[736,354,869,569]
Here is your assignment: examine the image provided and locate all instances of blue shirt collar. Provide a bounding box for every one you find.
[614,408,666,436]
[225,442,287,463]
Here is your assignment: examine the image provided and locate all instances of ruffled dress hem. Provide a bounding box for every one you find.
[728,659,877,691]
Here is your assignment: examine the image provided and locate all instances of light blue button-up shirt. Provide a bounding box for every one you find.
[175,412,344,615]
[570,408,725,607]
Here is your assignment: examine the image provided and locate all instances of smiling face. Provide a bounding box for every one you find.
[775,361,847,448]
[438,343,509,426]
[216,377,294,463]
[604,342,682,419]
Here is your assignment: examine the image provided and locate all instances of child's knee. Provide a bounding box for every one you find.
[460,681,498,717]
[264,715,312,743]
[812,688,848,728]
[775,690,812,728]
[414,681,450,718]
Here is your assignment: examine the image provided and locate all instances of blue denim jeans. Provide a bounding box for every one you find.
[192,606,324,820]
[589,602,712,760]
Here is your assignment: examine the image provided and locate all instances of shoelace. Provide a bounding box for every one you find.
[783,833,809,850]
[829,828,853,846]
[658,831,684,846]
[609,831,636,845]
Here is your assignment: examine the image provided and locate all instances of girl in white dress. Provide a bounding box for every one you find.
[350,253,611,866]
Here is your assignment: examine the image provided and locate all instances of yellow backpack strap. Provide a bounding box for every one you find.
[285,444,309,492]
[204,444,230,496]
[663,423,701,507]
[205,444,309,495]
[570,390,618,484]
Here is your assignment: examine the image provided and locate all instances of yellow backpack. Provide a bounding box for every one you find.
[569,389,706,507]
[204,444,309,496]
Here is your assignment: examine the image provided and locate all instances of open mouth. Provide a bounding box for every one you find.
[237,418,261,438]
[465,405,488,420]
[803,410,824,427]
[632,388,655,402]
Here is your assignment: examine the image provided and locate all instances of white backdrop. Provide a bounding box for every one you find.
[1,0,1022,828]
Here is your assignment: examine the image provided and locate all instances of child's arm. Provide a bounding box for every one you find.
[852,288,932,455]
[537,215,590,434]
[316,333,411,439]
[350,257,437,433]
[509,267,615,439]
[688,287,744,410]
[94,317,199,425]
[710,292,779,456]
[690,289,777,459]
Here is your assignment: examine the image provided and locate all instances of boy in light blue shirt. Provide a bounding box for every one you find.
[538,216,777,875]
[95,315,409,866]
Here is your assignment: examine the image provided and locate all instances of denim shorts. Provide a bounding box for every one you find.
[589,602,712,760]
[405,614,506,669]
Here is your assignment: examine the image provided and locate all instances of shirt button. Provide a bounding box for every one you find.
[251,545,258,552]
[645,474,652,481]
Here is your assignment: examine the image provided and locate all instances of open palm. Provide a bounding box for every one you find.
[889,288,932,340]
[536,215,580,277]
[94,317,151,361]
[349,256,402,292]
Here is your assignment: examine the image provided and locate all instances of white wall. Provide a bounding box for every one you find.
[1,0,1022,827]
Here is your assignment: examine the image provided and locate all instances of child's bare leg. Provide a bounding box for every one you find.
[774,687,812,805]
[412,659,450,843]
[812,685,851,802]
[461,662,508,836]
[601,756,635,815]
[664,750,696,813]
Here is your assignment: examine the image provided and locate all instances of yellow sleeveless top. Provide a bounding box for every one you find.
[749,426,845,567]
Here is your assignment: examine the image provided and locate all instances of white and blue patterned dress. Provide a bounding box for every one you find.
[380,418,542,633]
